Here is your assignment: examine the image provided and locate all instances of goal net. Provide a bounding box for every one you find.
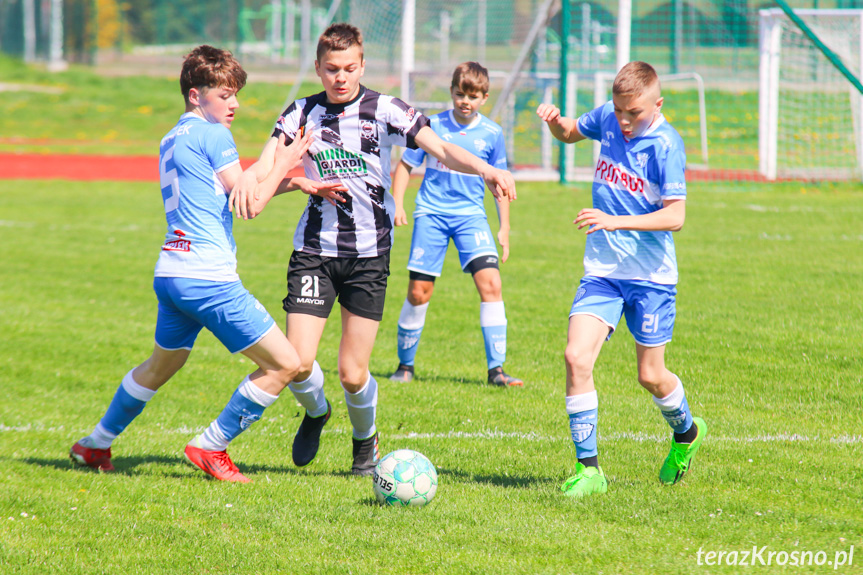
[759,8,863,180]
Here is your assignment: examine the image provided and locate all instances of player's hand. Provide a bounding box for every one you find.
[274,130,313,173]
[497,228,510,263]
[393,206,409,227]
[484,167,517,202]
[229,169,260,220]
[295,177,349,206]
[575,208,618,234]
[536,103,563,126]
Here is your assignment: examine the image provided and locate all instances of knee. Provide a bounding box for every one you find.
[564,345,593,379]
[477,275,502,300]
[407,284,432,305]
[338,366,368,390]
[637,367,665,395]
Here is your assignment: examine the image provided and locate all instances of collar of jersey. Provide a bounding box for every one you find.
[446,109,482,131]
[323,85,366,111]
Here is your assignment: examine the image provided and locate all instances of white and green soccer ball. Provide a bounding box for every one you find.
[372,449,438,507]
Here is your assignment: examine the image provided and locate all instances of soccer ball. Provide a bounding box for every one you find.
[372,449,438,507]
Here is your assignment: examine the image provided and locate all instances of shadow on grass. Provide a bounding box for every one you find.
[436,466,545,489]
[12,454,380,482]
[372,370,514,388]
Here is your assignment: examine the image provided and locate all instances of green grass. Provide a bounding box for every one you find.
[1,179,862,574]
[0,54,762,171]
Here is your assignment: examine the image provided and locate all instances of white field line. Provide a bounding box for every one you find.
[3,424,861,445]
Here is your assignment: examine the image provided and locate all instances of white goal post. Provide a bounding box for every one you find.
[759,8,863,181]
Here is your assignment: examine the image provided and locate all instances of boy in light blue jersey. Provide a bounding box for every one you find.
[537,61,707,497]
[70,45,314,482]
[389,62,523,387]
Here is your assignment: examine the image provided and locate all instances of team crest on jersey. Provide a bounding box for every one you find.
[606,131,615,141]
[636,152,649,168]
[360,120,380,150]
[474,139,487,153]
[405,107,417,120]
[313,148,368,180]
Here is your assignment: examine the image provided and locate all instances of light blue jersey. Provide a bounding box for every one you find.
[155,113,241,282]
[576,101,687,285]
[401,110,507,218]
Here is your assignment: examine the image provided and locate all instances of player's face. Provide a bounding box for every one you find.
[316,46,365,105]
[612,86,663,140]
[450,87,488,124]
[192,85,240,129]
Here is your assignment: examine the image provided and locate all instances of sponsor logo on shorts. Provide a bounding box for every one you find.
[296,297,326,306]
[162,229,191,252]
[410,247,425,262]
[485,256,498,265]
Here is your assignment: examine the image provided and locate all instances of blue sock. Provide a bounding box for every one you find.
[99,370,156,437]
[396,299,428,366]
[480,301,507,370]
[566,391,599,460]
[397,326,423,366]
[653,376,694,435]
[202,378,274,449]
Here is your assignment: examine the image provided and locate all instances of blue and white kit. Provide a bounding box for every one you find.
[401,110,507,275]
[154,112,275,353]
[570,101,687,346]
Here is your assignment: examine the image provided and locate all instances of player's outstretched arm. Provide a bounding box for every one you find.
[414,126,516,202]
[536,103,586,144]
[228,131,312,219]
[575,199,686,235]
[391,160,413,227]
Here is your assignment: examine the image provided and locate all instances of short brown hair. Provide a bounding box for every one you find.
[317,23,364,61]
[612,61,660,97]
[451,62,490,95]
[180,45,247,102]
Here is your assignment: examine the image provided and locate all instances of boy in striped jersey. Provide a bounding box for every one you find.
[233,24,516,476]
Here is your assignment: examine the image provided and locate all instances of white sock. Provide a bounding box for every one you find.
[86,423,117,450]
[480,301,507,328]
[289,361,328,417]
[344,373,378,440]
[196,423,229,452]
[398,299,429,330]
[238,376,279,408]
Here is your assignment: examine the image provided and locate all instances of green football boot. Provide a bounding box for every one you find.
[659,416,707,485]
[561,462,608,498]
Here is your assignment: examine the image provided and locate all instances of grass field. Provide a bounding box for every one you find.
[1,177,862,574]
[0,55,759,172]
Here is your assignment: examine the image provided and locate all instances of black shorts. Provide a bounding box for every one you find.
[282,251,390,321]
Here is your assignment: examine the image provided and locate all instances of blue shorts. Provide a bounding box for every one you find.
[569,276,677,347]
[153,277,276,354]
[407,214,498,276]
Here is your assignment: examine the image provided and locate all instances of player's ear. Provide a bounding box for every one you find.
[480,92,490,106]
[188,87,201,106]
[655,96,664,112]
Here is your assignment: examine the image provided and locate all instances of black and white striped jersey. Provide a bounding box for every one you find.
[273,86,430,258]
